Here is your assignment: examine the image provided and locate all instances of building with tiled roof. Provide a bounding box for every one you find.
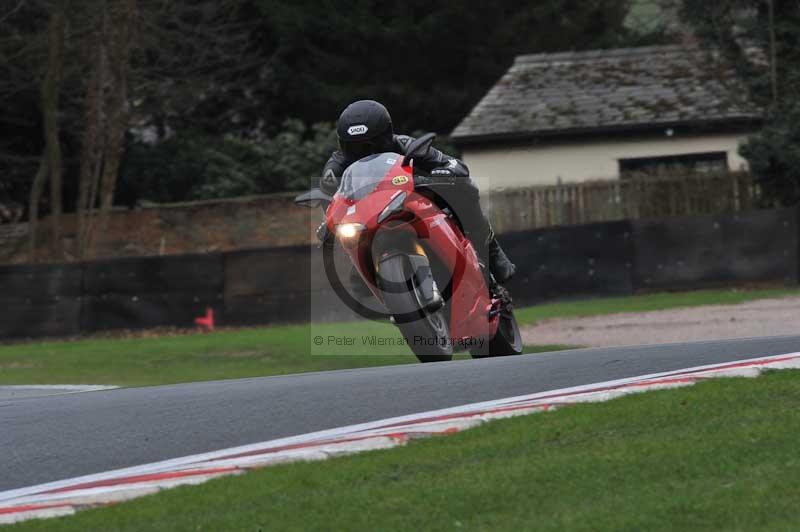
[452,45,762,189]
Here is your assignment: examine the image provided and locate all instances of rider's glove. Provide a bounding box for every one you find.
[430,167,454,177]
[418,167,458,185]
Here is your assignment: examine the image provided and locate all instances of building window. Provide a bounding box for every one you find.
[619,152,729,177]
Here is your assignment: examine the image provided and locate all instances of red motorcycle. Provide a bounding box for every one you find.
[296,133,522,362]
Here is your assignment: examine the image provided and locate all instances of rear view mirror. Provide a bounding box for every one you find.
[402,133,437,167]
[294,188,333,209]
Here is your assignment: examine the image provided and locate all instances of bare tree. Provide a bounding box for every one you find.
[4,0,261,261]
[76,0,137,259]
[29,1,66,260]
[75,1,109,259]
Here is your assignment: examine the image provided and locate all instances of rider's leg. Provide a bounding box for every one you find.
[449,177,516,284]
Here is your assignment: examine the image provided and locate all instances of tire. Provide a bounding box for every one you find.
[378,254,453,363]
[471,308,523,358]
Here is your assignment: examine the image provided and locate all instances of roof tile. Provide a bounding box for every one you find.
[451,45,762,141]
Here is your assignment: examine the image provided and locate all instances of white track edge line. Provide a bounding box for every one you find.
[0,385,118,392]
[1,351,798,504]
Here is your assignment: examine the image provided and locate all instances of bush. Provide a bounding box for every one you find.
[740,104,800,207]
[117,120,338,205]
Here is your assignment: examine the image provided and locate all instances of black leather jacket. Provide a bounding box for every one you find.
[320,134,469,195]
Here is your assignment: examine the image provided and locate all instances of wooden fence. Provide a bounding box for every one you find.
[484,172,760,233]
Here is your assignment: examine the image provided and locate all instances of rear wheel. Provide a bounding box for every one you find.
[471,307,523,358]
[378,254,453,363]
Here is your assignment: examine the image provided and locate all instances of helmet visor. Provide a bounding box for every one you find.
[339,128,393,161]
[340,139,381,161]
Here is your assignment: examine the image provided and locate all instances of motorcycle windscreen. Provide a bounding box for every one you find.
[338,152,403,201]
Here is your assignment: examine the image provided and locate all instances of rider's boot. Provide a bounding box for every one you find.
[487,237,516,284]
[475,236,516,287]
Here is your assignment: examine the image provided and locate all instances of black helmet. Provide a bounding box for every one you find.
[336,100,394,161]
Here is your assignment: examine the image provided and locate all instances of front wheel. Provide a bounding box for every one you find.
[471,308,523,358]
[378,254,453,363]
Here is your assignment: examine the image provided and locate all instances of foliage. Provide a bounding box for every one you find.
[0,0,266,260]
[260,120,340,191]
[245,0,656,136]
[739,103,800,206]
[117,120,338,204]
[677,0,800,104]
[678,0,800,206]
[127,0,265,137]
[115,0,657,203]
[0,0,670,223]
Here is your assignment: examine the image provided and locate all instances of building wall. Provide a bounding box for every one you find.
[461,133,753,190]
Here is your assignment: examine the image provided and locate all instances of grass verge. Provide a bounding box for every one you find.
[0,286,797,387]
[514,286,800,325]
[0,319,567,387]
[10,370,800,531]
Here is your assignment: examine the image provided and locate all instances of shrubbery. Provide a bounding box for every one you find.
[679,0,800,207]
[740,104,800,207]
[117,120,338,204]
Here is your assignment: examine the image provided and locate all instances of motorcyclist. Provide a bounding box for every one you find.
[320,99,516,284]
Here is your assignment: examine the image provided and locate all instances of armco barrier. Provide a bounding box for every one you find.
[0,206,798,340]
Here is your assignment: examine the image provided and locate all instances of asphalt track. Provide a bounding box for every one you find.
[4,334,800,492]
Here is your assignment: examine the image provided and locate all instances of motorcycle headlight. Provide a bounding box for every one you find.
[336,223,366,239]
[377,191,407,223]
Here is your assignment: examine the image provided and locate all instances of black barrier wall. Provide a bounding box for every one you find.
[81,254,224,333]
[632,207,798,290]
[0,262,83,338]
[503,220,635,306]
[1,206,798,339]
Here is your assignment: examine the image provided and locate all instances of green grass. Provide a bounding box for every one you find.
[0,319,564,387]
[514,286,800,325]
[11,370,800,531]
[0,286,797,387]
